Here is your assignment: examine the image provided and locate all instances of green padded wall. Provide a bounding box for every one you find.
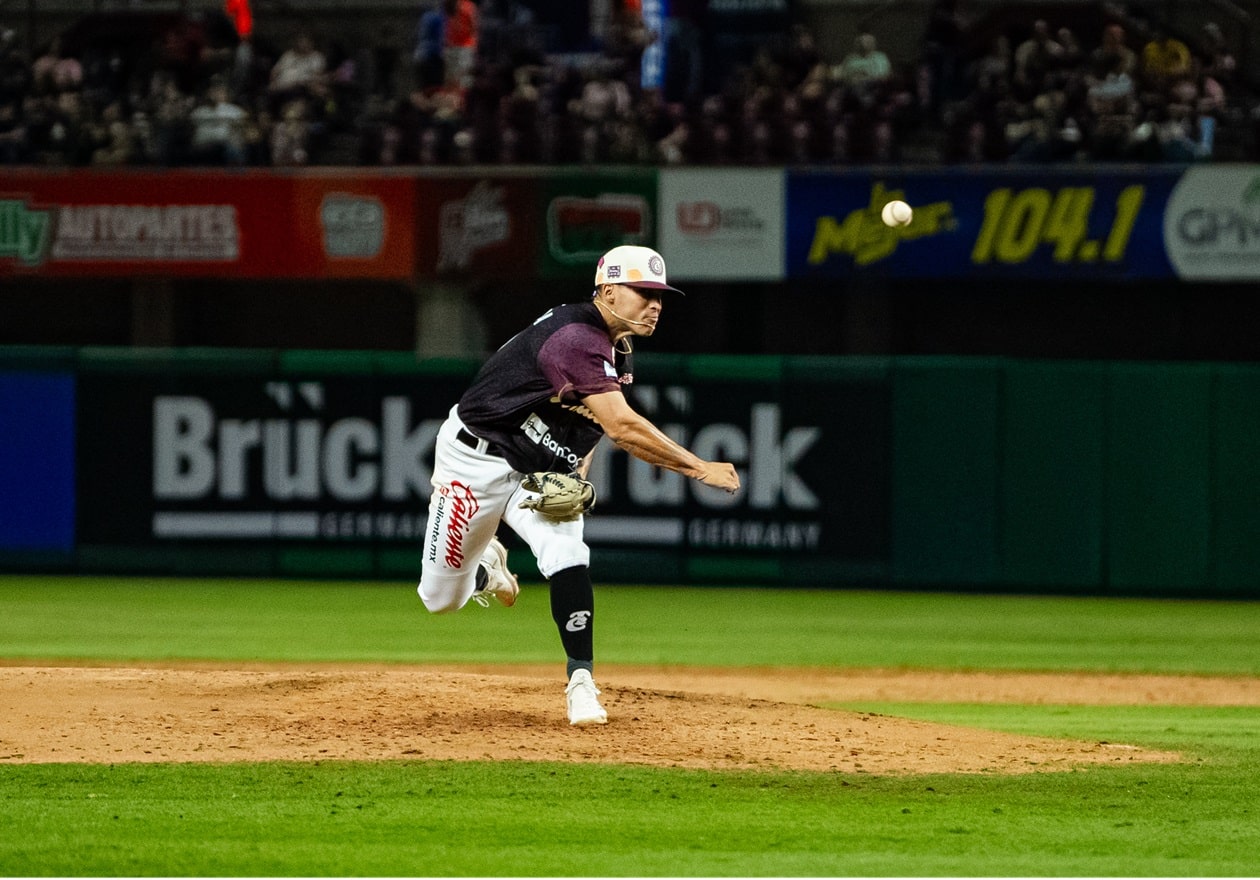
[1000,361,1105,589]
[1212,365,1260,594]
[1105,364,1213,593]
[7,346,1258,596]
[891,359,1001,587]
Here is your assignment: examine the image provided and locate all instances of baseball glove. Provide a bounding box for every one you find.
[518,471,596,522]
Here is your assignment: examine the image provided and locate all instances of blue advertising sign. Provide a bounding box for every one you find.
[786,169,1181,279]
[0,372,76,550]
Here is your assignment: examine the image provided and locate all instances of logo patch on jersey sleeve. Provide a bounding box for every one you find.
[603,360,618,378]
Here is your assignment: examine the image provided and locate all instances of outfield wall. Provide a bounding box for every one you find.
[2,346,1256,598]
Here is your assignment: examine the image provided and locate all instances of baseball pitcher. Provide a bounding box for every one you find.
[417,245,741,725]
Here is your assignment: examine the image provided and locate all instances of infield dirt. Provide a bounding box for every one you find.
[3,664,1257,773]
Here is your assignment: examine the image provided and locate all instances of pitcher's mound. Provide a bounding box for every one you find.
[0,665,1191,773]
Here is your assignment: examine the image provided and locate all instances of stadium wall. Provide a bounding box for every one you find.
[2,346,1257,598]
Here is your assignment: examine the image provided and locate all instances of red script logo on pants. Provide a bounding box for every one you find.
[438,481,480,567]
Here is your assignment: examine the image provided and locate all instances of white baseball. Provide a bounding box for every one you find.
[881,200,913,227]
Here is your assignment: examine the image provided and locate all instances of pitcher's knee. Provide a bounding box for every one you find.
[417,580,465,614]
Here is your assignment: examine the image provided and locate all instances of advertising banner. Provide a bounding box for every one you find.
[76,367,469,548]
[73,354,890,581]
[658,168,784,280]
[0,371,76,552]
[0,170,415,279]
[538,170,657,279]
[1164,165,1260,281]
[414,174,539,279]
[581,357,889,573]
[786,169,1180,279]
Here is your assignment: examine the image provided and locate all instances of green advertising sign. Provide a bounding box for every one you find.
[538,170,658,278]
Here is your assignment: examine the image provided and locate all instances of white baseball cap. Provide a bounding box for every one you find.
[593,245,684,295]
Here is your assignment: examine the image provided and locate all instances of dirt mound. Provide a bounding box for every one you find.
[0,664,1222,773]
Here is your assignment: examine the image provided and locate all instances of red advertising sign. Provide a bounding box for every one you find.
[414,174,539,279]
[0,170,415,279]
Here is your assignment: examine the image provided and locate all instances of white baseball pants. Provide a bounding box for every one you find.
[416,406,590,613]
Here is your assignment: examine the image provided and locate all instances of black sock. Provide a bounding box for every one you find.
[474,565,488,592]
[549,565,593,677]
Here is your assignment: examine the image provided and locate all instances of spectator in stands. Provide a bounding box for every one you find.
[369,26,401,101]
[662,0,704,103]
[966,36,1012,89]
[3,7,1255,168]
[32,38,83,94]
[155,14,212,94]
[644,95,685,164]
[0,97,28,163]
[323,41,363,130]
[415,77,465,162]
[1140,27,1193,92]
[1055,26,1085,72]
[1132,96,1210,162]
[443,0,480,90]
[228,40,259,104]
[606,0,655,77]
[834,33,891,94]
[0,27,29,103]
[921,0,967,111]
[188,77,249,165]
[56,89,97,164]
[588,59,635,123]
[681,93,728,165]
[414,2,447,90]
[1091,24,1137,79]
[778,24,823,91]
[144,69,195,165]
[268,30,328,112]
[270,97,311,165]
[1196,22,1236,90]
[72,99,130,167]
[87,99,135,166]
[20,93,56,163]
[1086,52,1138,159]
[1013,20,1064,100]
[494,64,542,162]
[127,108,156,164]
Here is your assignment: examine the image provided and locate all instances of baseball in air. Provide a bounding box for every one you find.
[881,200,913,227]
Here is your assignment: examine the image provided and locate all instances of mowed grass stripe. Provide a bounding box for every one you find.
[2,753,1259,877]
[1,575,1257,674]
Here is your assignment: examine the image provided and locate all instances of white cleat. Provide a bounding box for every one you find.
[565,669,608,726]
[471,537,519,608]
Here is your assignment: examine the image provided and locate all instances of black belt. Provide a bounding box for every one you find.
[457,427,491,454]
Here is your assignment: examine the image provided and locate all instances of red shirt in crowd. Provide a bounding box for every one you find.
[445,0,478,50]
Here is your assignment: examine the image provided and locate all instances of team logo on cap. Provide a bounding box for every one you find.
[648,255,664,276]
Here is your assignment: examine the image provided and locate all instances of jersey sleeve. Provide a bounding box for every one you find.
[537,323,622,401]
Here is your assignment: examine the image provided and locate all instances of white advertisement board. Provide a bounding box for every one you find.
[1164,165,1260,281]
[658,169,784,280]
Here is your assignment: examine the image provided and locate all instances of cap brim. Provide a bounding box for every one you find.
[624,280,685,295]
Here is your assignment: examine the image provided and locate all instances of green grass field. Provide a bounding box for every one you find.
[1,575,1258,876]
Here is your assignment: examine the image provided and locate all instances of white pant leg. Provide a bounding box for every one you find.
[417,410,518,613]
[502,481,591,578]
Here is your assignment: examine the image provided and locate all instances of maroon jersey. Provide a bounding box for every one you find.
[457,302,632,473]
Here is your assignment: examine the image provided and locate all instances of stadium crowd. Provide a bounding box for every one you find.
[0,1,1254,169]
